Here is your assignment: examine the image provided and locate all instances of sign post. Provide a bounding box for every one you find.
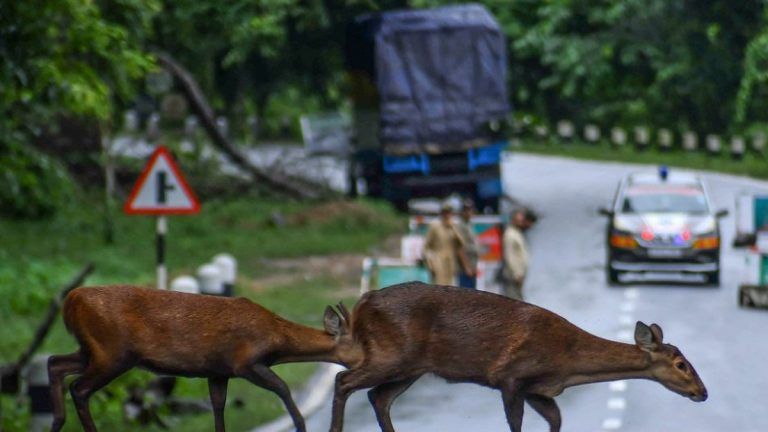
[124,146,200,289]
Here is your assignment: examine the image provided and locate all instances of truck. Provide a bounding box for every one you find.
[344,4,511,211]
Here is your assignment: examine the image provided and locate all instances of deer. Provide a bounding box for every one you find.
[329,282,708,432]
[47,285,359,432]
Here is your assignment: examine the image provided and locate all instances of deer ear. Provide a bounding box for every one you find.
[634,321,658,352]
[649,323,664,344]
[324,306,344,337]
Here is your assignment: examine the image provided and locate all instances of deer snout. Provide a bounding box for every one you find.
[688,386,708,402]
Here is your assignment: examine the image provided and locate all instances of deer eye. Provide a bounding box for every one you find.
[675,362,687,372]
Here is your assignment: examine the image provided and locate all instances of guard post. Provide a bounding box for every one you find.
[26,354,53,432]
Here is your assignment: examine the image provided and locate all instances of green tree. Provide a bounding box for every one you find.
[0,0,157,217]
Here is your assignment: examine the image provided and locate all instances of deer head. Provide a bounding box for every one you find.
[635,321,708,402]
[324,303,361,365]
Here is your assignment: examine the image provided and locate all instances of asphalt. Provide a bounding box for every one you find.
[301,152,768,432]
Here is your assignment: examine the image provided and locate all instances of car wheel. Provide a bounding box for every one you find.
[705,270,720,286]
[607,266,621,286]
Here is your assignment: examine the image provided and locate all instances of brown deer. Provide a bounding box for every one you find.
[48,285,359,432]
[329,282,707,432]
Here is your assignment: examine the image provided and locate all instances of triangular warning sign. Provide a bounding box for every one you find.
[124,146,200,215]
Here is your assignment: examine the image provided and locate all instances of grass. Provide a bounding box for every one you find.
[0,191,404,431]
[515,137,768,179]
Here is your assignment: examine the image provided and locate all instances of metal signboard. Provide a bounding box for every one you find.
[124,146,200,215]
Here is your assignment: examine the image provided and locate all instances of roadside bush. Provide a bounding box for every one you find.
[0,142,73,219]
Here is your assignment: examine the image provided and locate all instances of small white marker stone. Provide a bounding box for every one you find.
[610,381,628,392]
[602,418,623,430]
[607,398,626,410]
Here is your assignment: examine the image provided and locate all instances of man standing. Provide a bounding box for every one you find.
[424,202,472,286]
[500,208,537,300]
[455,199,479,288]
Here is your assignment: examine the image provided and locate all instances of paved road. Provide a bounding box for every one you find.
[305,153,768,432]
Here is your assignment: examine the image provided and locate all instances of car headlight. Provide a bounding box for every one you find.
[690,217,717,235]
[613,215,642,233]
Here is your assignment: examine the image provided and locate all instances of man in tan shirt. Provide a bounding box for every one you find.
[424,202,472,286]
[501,208,537,300]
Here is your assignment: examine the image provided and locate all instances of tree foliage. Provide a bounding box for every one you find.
[3,0,768,217]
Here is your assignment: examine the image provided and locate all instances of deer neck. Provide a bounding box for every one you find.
[272,321,342,365]
[562,335,651,388]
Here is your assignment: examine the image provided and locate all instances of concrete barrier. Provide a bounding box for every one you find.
[171,276,200,294]
[197,264,224,296]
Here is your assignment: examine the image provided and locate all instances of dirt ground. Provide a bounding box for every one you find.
[245,234,401,296]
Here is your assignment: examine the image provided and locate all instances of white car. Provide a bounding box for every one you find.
[599,168,728,285]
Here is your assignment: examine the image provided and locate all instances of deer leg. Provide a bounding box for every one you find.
[330,368,386,432]
[208,377,229,432]
[367,376,419,432]
[501,380,526,432]
[240,364,305,432]
[525,394,561,432]
[69,362,128,432]
[48,352,86,432]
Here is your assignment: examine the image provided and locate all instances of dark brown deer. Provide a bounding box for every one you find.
[329,282,707,432]
[48,285,359,432]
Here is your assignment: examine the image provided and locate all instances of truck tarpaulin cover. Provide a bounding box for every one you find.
[346,4,510,154]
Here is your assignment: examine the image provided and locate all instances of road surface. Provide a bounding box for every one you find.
[304,153,768,432]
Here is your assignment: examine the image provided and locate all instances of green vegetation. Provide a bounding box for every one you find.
[0,195,404,431]
[515,138,768,179]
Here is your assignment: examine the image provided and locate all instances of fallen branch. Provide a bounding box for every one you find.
[1,263,95,394]
[14,263,95,370]
[155,52,336,200]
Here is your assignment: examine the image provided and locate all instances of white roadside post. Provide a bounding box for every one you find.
[213,254,237,297]
[584,124,601,143]
[124,146,201,289]
[171,275,200,294]
[731,136,746,160]
[752,133,766,154]
[198,264,225,296]
[557,120,575,142]
[658,128,673,152]
[706,134,722,155]
[610,127,627,147]
[633,126,649,151]
[683,131,698,152]
[26,354,52,432]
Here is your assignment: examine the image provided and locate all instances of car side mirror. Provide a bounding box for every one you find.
[598,207,614,217]
[715,209,729,218]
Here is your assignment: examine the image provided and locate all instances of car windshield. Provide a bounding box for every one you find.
[622,185,708,214]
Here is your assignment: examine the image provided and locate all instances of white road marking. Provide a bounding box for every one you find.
[623,288,639,300]
[607,398,626,410]
[619,302,635,312]
[609,380,628,392]
[602,417,623,430]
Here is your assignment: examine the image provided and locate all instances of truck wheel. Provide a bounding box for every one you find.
[705,270,720,286]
